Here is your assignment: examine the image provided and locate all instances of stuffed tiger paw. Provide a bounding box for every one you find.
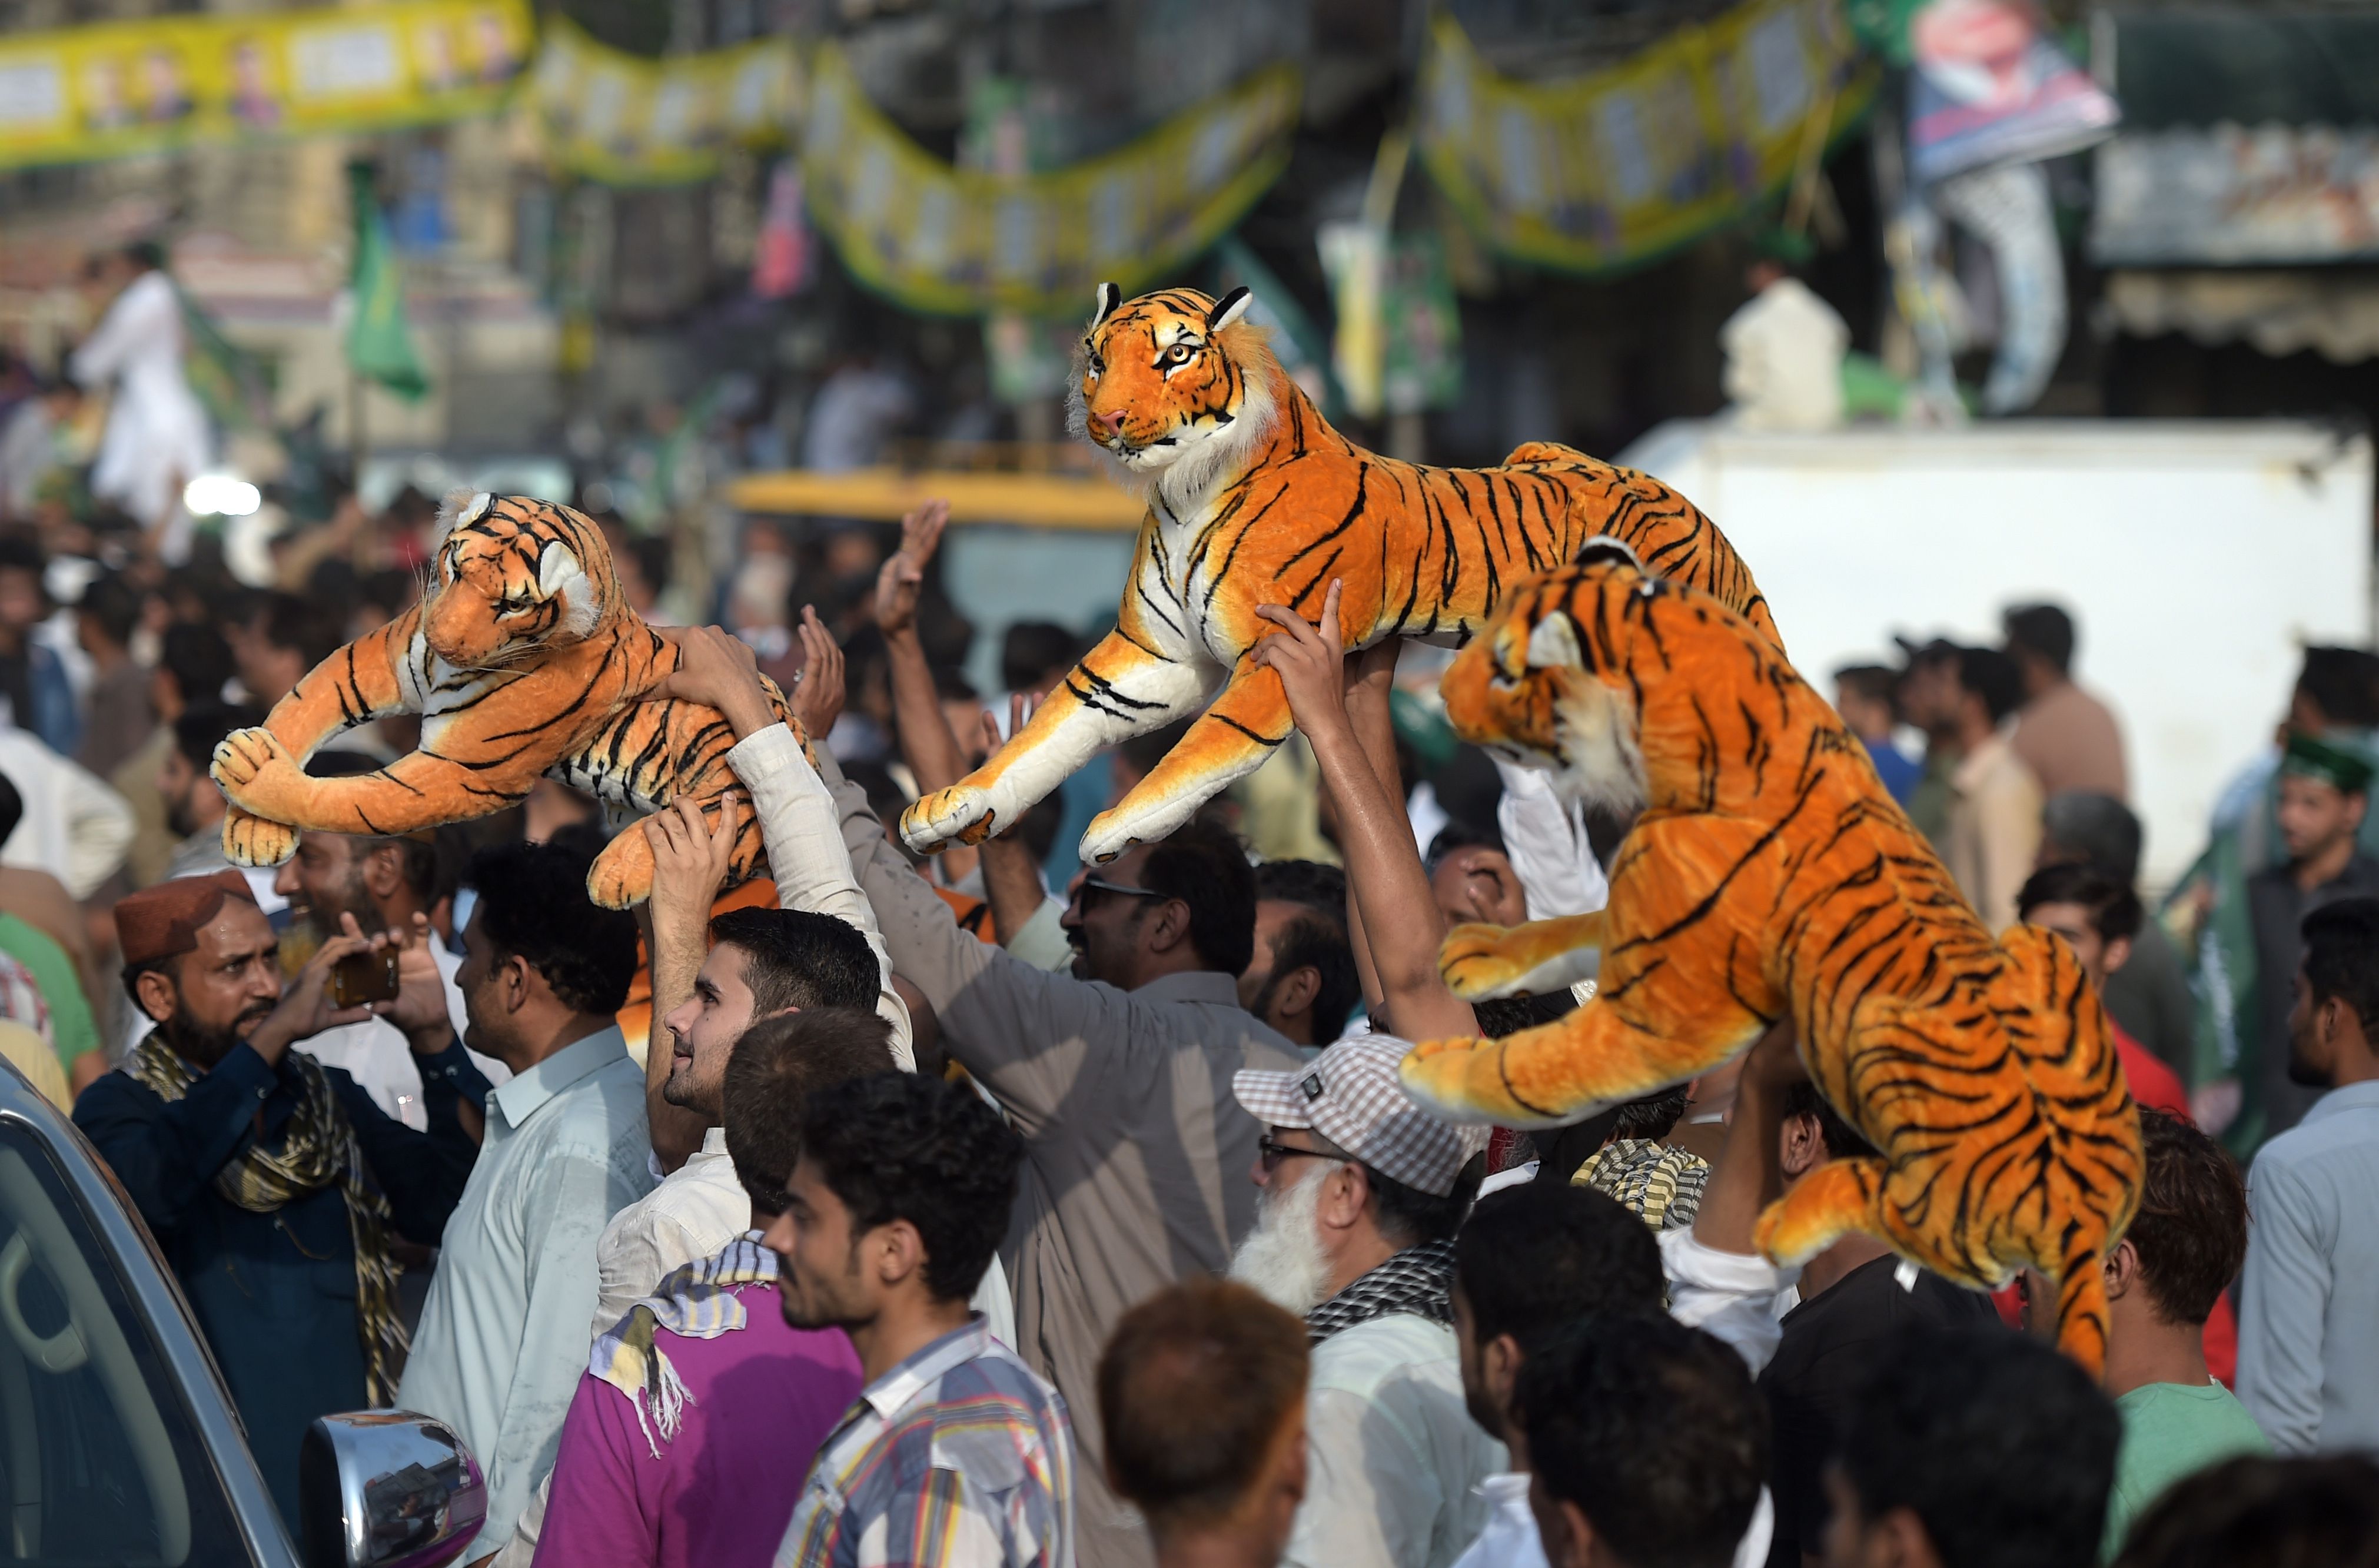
[211,726,308,821]
[1440,912,1606,1000]
[901,783,1001,855]
[1397,1035,1507,1120]
[220,804,297,869]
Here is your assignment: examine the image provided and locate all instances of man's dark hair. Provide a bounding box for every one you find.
[1424,819,1506,875]
[1366,1152,1483,1248]
[2299,896,2379,1039]
[1138,818,1257,976]
[2041,791,2144,888]
[160,622,234,709]
[2112,1453,2379,1568]
[171,703,267,773]
[0,770,22,843]
[1517,1313,1767,1568]
[78,572,141,648]
[2002,603,2076,676]
[2294,646,2379,730]
[0,537,45,582]
[707,906,879,1016]
[1833,664,1900,712]
[1837,1325,2118,1568]
[2016,862,2143,944]
[1456,1185,1662,1352]
[252,589,344,669]
[1473,986,1577,1041]
[1783,1079,1878,1161]
[1612,1084,1691,1142]
[798,1071,1022,1301]
[467,840,639,1014]
[1251,859,1359,1039]
[1956,646,2027,725]
[2124,1109,2246,1328]
[1117,717,1193,780]
[1000,620,1080,693]
[1098,1280,1310,1536]
[723,1007,897,1214]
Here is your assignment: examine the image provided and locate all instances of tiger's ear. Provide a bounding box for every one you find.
[1207,285,1252,333]
[1090,282,1122,330]
[1525,612,1583,671]
[1574,535,1643,573]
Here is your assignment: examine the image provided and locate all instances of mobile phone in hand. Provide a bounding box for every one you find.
[331,948,401,1009]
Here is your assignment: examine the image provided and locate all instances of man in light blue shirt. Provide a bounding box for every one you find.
[396,839,654,1557]
[2238,897,2379,1455]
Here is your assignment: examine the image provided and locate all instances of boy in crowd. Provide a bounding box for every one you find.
[2097,1109,2268,1557]
[1098,1280,1311,1568]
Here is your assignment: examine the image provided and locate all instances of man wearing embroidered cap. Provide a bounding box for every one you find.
[2241,732,2379,1145]
[1229,1035,1503,1568]
[72,869,478,1528]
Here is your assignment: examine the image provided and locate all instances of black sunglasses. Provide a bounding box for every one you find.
[1258,1136,1350,1174]
[1075,875,1169,906]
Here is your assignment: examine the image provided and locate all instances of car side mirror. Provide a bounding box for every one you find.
[298,1411,486,1568]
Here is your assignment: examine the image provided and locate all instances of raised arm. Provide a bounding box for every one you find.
[1251,583,1473,1041]
[653,624,916,1073]
[639,792,739,1170]
[872,500,981,881]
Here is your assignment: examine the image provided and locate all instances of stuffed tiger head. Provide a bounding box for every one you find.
[1072,283,1278,499]
[424,491,623,667]
[1438,540,1682,818]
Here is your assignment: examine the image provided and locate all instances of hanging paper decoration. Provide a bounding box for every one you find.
[1417,0,1875,275]
[530,18,797,186]
[797,43,1301,318]
[0,0,530,170]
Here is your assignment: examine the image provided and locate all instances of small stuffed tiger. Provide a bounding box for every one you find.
[900,283,1779,866]
[1396,546,2143,1374]
[210,491,800,909]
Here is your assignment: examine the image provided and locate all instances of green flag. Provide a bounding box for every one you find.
[347,162,429,401]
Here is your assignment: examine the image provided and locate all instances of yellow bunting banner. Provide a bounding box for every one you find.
[799,44,1302,318]
[0,0,532,170]
[1418,0,1875,275]
[531,18,796,185]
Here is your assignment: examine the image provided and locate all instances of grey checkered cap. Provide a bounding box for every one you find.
[1232,1035,1490,1198]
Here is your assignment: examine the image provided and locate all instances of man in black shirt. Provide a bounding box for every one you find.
[1759,1083,2001,1566]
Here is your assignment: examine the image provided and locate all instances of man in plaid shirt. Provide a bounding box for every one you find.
[769,1070,1072,1568]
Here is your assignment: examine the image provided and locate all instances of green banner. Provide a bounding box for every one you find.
[799,44,1302,318]
[1418,0,1875,275]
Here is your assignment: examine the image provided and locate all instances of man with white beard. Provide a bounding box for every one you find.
[1230,1035,1500,1568]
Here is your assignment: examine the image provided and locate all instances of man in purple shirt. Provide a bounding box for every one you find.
[534,1008,898,1568]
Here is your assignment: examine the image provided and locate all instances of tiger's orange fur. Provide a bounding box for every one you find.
[900,283,1780,866]
[1398,553,2144,1374]
[210,491,804,909]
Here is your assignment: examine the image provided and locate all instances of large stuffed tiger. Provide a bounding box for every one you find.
[900,283,1780,865]
[210,491,799,909]
[1396,546,2143,1374]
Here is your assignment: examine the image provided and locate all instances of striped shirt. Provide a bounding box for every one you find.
[1573,1138,1710,1231]
[776,1315,1074,1568]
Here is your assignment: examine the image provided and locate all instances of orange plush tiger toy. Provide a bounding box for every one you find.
[210,491,802,909]
[901,283,1780,865]
[1397,546,2143,1374]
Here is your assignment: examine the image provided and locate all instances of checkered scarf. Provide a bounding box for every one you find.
[592,1233,777,1455]
[1304,1238,1457,1344]
[128,1034,406,1404]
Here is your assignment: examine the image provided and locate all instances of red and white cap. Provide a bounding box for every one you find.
[1233,1035,1490,1198]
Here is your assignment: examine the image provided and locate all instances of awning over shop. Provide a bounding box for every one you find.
[2102,269,2379,364]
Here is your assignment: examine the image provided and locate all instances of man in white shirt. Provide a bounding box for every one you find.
[1229,1034,1501,1568]
[274,811,504,1128]
[395,838,654,1560]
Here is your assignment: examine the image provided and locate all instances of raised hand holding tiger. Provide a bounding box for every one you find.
[1250,579,1351,745]
[652,624,774,739]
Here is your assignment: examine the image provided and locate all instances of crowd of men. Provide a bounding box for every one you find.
[0,472,2372,1568]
